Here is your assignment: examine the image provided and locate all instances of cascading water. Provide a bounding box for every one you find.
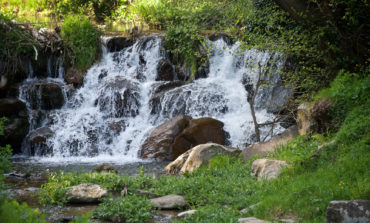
[20,35,291,163]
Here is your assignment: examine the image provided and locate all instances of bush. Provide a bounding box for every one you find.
[94,195,153,223]
[0,200,46,223]
[61,15,101,71]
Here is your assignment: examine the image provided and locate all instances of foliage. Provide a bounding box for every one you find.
[0,13,40,81]
[94,195,153,223]
[0,200,46,223]
[61,15,101,71]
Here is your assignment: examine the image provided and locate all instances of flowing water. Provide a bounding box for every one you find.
[17,35,291,164]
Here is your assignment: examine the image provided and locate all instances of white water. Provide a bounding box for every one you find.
[21,35,289,163]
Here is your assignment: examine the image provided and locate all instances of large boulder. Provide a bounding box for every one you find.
[140,116,229,161]
[64,67,85,87]
[172,118,228,158]
[251,159,288,180]
[27,127,53,156]
[150,194,186,209]
[0,98,29,154]
[140,115,191,160]
[166,143,241,174]
[325,200,370,223]
[242,125,298,159]
[156,58,175,81]
[66,184,108,204]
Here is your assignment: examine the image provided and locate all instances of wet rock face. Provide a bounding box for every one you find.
[326,200,370,223]
[65,67,85,87]
[0,98,29,154]
[96,77,141,118]
[140,116,229,161]
[27,127,53,156]
[66,184,108,204]
[105,37,135,52]
[156,58,175,81]
[149,81,185,115]
[23,82,65,110]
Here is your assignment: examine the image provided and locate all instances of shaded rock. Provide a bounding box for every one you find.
[65,67,85,87]
[104,37,134,52]
[150,194,186,209]
[242,125,298,159]
[251,159,288,180]
[180,143,241,174]
[177,210,196,218]
[23,82,65,110]
[66,184,107,204]
[326,200,370,223]
[0,98,27,116]
[156,58,175,81]
[93,163,118,174]
[172,118,228,158]
[0,98,29,154]
[27,127,53,156]
[310,98,333,133]
[297,102,313,135]
[209,33,234,46]
[164,148,193,175]
[238,217,270,223]
[140,115,192,160]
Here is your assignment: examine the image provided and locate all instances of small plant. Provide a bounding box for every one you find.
[61,15,102,71]
[94,195,153,223]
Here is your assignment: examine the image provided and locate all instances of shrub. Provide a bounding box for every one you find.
[0,200,46,223]
[61,15,101,71]
[94,195,153,223]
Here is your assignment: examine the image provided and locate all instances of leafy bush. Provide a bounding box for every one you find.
[61,15,101,71]
[0,200,46,223]
[94,195,153,223]
[0,14,40,81]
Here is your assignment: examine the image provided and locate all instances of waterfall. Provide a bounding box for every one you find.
[19,35,292,163]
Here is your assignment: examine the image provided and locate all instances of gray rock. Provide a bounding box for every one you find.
[93,163,117,174]
[251,159,288,180]
[297,102,313,135]
[66,184,107,203]
[177,210,196,218]
[134,189,159,198]
[150,194,186,209]
[242,125,298,159]
[326,200,370,223]
[238,217,270,223]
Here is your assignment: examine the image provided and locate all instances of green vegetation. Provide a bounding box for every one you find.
[0,14,40,81]
[61,15,102,71]
[94,195,153,223]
